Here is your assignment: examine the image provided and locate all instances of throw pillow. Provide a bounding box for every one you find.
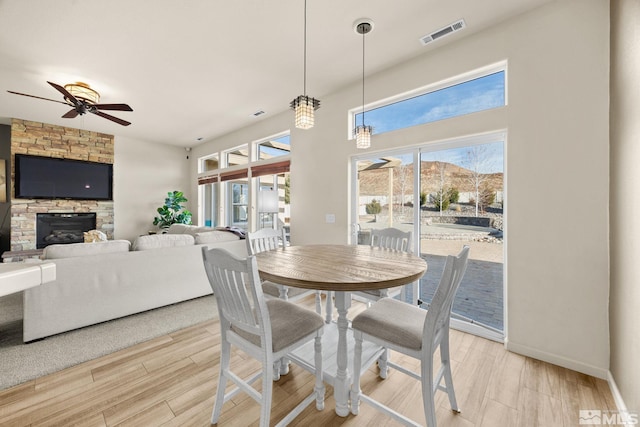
[194,230,240,244]
[43,240,131,259]
[83,229,107,243]
[132,234,195,251]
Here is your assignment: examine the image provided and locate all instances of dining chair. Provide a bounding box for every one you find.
[202,247,325,427]
[350,246,470,427]
[325,228,415,323]
[246,228,327,320]
[358,228,414,303]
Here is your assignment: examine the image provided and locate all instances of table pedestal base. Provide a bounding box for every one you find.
[288,292,384,417]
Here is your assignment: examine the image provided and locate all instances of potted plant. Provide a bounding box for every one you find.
[153,190,192,229]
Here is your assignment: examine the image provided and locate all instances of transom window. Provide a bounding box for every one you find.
[255,134,290,160]
[223,144,249,167]
[351,65,506,137]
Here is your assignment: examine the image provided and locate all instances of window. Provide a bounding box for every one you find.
[229,182,249,226]
[199,133,291,232]
[223,145,249,167]
[201,182,219,227]
[352,66,505,137]
[200,154,219,173]
[256,134,290,160]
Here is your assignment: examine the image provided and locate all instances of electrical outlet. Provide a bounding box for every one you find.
[325,214,336,224]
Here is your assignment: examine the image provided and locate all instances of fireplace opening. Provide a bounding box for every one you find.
[36,213,97,249]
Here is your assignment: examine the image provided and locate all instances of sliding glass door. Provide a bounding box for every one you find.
[351,133,505,340]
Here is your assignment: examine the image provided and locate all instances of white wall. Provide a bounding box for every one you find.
[114,136,190,242]
[192,0,610,377]
[610,0,640,413]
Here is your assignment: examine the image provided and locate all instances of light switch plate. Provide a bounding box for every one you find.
[325,214,336,223]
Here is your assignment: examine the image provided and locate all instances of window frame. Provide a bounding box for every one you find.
[347,61,508,139]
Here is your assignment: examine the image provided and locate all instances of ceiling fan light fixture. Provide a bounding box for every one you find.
[64,82,100,104]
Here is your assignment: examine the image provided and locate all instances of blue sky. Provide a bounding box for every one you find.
[420,142,504,174]
[260,72,505,169]
[355,71,505,134]
[358,71,505,173]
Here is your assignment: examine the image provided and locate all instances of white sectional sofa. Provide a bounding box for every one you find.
[22,227,247,342]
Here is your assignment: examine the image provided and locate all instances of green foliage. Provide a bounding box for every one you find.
[153,190,192,228]
[365,199,382,215]
[448,188,460,204]
[431,190,450,211]
[431,188,460,211]
[365,199,382,222]
[470,186,496,213]
[284,176,290,204]
[420,192,427,207]
[479,186,496,210]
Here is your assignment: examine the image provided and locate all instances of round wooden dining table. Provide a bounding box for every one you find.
[255,244,427,417]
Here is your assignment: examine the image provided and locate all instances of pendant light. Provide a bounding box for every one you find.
[354,19,373,149]
[290,0,320,130]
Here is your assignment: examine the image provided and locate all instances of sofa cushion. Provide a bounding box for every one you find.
[43,240,131,259]
[166,224,214,235]
[133,234,195,251]
[194,230,239,244]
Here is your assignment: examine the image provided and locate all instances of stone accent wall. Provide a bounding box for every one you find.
[10,119,115,251]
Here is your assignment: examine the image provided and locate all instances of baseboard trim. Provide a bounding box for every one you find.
[505,340,608,379]
[607,371,629,414]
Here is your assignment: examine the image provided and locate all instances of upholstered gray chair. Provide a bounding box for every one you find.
[350,246,470,427]
[202,247,325,427]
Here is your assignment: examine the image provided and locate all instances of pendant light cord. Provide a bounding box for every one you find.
[303,0,307,96]
[361,25,366,127]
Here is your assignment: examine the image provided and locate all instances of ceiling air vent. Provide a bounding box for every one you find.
[420,19,466,46]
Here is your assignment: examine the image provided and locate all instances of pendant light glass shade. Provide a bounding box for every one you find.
[290,95,320,130]
[355,124,373,149]
[290,0,320,129]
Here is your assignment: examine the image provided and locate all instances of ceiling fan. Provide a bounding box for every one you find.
[7,81,133,126]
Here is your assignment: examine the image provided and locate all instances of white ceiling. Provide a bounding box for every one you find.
[0,0,552,147]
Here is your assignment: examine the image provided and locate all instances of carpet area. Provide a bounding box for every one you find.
[0,293,217,391]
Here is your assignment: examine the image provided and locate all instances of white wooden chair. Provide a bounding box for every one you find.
[246,228,327,320]
[325,228,415,322]
[357,228,414,303]
[202,247,325,427]
[350,246,470,427]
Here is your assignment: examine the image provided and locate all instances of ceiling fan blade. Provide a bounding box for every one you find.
[7,90,69,105]
[93,103,133,112]
[92,110,131,126]
[62,109,79,119]
[47,81,79,105]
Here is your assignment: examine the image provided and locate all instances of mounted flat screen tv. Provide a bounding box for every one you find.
[15,154,113,200]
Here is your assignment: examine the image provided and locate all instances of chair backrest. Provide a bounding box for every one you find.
[202,247,271,344]
[246,228,286,255]
[422,246,470,352]
[370,228,412,253]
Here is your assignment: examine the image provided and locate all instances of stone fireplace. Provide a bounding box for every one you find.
[36,213,97,249]
[9,119,115,251]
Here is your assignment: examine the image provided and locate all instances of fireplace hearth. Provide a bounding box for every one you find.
[36,213,97,249]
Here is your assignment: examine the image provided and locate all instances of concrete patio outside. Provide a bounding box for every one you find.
[419,238,504,332]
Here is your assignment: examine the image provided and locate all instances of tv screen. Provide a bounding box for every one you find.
[15,154,113,200]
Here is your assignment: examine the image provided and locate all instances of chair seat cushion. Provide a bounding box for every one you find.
[232,299,324,353]
[351,298,426,351]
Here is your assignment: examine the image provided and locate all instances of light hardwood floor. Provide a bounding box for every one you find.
[0,297,616,427]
